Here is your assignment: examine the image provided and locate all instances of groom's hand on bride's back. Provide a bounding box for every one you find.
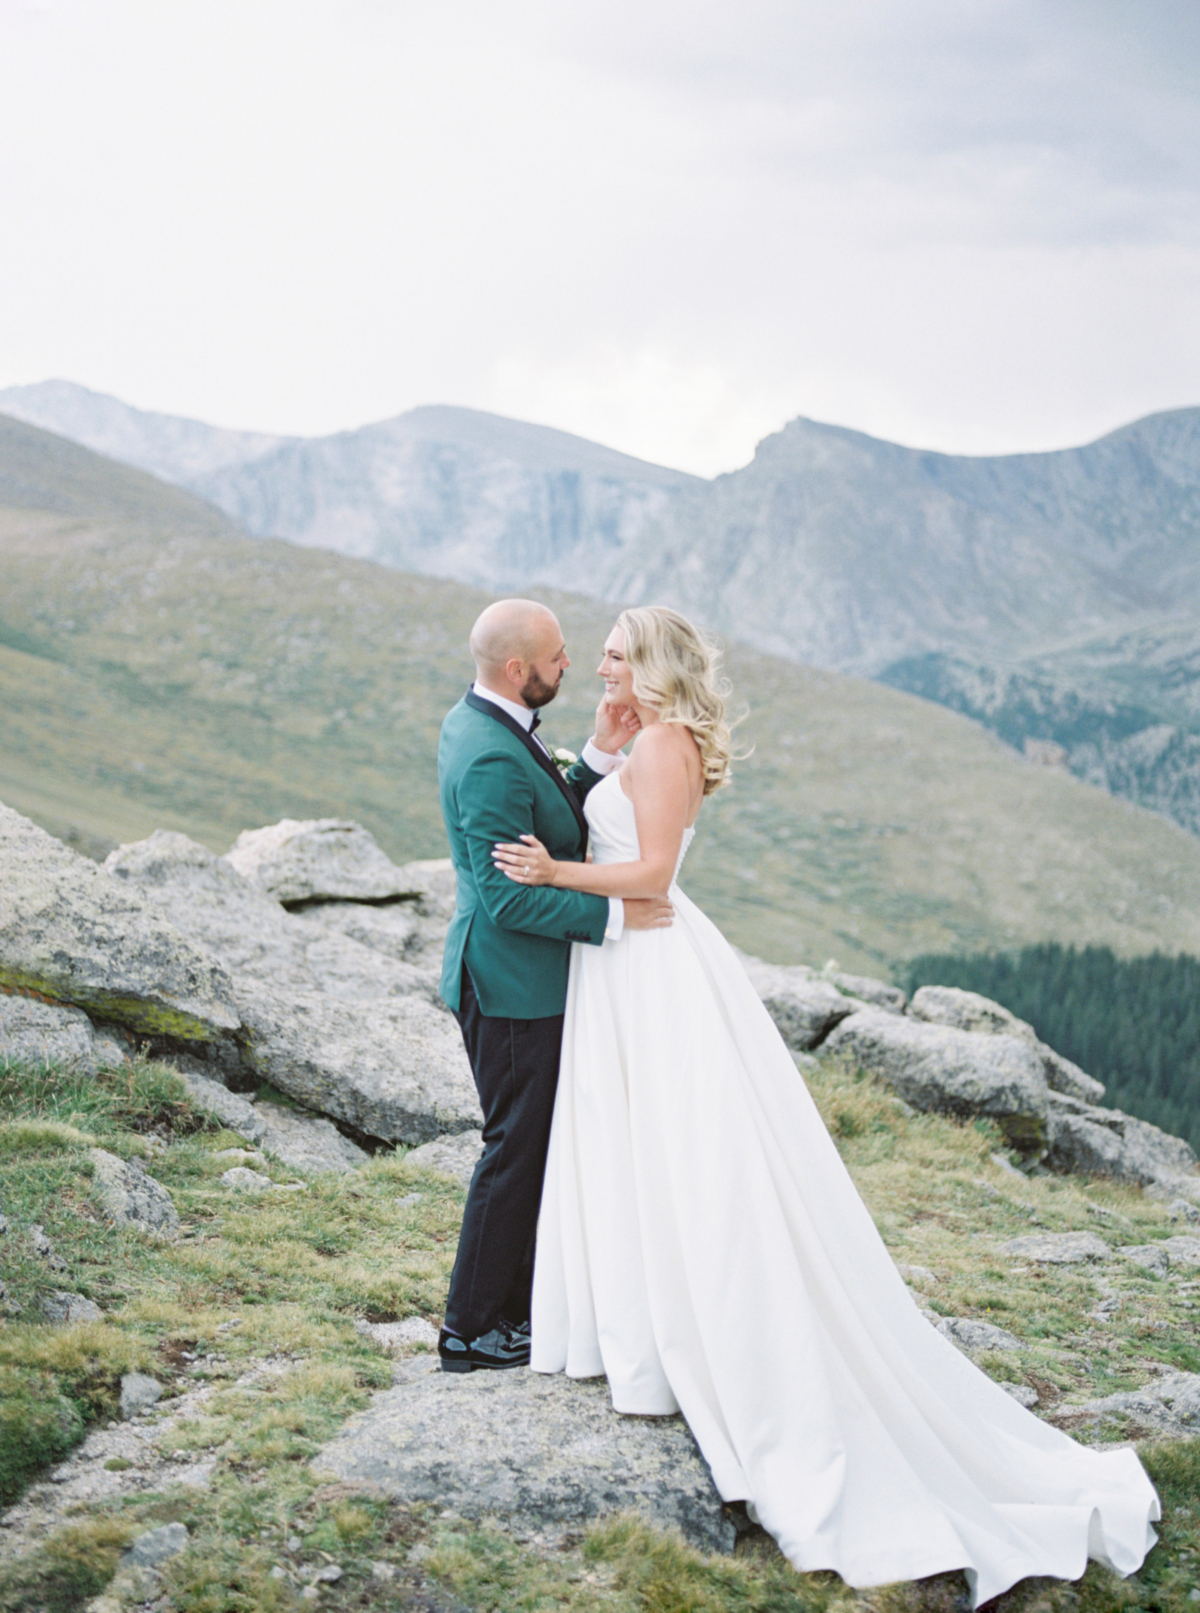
[622,897,673,929]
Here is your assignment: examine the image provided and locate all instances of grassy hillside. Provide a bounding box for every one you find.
[2,1051,1199,1611]
[8,414,1200,972]
[881,622,1200,839]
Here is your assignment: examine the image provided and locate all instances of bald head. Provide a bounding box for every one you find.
[470,598,570,709]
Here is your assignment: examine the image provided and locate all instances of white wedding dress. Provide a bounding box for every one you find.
[530,770,1159,1606]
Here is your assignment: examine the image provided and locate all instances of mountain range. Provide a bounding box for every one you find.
[0,380,697,596]
[7,410,1200,975]
[5,379,1200,838]
[5,379,1200,667]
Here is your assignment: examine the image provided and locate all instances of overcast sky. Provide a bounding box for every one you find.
[2,0,1198,475]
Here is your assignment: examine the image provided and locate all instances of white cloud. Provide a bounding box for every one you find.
[0,0,1197,473]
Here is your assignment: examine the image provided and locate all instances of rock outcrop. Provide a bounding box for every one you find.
[41,1291,103,1324]
[1044,1092,1200,1200]
[736,957,856,1051]
[0,803,240,1045]
[811,981,1198,1194]
[226,818,427,905]
[105,832,478,1144]
[404,1130,483,1187]
[255,1101,370,1175]
[1,995,99,1072]
[935,1317,1022,1352]
[826,971,907,1015]
[823,1010,1051,1154]
[174,1066,266,1144]
[315,1356,736,1555]
[1001,1231,1112,1264]
[89,1149,179,1238]
[4,797,1197,1206]
[910,986,1105,1103]
[1072,1372,1200,1437]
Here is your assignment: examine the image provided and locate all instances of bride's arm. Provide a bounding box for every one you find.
[493,724,692,899]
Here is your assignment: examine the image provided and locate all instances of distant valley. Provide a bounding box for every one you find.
[7,412,1200,977]
[881,616,1200,836]
[5,379,1200,843]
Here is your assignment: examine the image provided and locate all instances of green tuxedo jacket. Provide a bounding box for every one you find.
[438,689,611,1018]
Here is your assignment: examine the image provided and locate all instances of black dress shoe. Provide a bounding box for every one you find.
[438,1321,531,1373]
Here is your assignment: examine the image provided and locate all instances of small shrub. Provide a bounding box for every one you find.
[0,1119,95,1153]
[0,1371,83,1508]
[0,1516,135,1613]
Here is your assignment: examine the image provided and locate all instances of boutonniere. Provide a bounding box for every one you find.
[549,746,577,773]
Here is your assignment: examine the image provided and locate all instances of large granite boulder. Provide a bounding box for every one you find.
[910,986,1104,1103]
[389,858,458,926]
[1,994,96,1070]
[290,902,441,998]
[737,957,857,1051]
[1044,1091,1200,1197]
[226,818,425,905]
[107,833,411,997]
[823,1009,1050,1153]
[315,1357,735,1555]
[0,802,240,1045]
[237,991,475,1143]
[405,1129,484,1187]
[106,832,478,1143]
[911,986,1035,1043]
[173,1063,267,1143]
[255,1100,370,1174]
[905,992,1197,1195]
[0,994,133,1075]
[827,971,907,1015]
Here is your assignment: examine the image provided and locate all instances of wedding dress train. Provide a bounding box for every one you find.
[530,771,1159,1605]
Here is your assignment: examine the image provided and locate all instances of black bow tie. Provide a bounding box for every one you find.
[529,712,541,732]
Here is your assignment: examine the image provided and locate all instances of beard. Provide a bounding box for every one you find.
[521,667,562,709]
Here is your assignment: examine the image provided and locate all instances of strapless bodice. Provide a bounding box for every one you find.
[584,769,695,885]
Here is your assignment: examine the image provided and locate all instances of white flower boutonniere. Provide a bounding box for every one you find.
[549,746,577,773]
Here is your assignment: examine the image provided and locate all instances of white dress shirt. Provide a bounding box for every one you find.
[471,682,624,940]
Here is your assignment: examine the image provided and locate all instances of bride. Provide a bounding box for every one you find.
[491,605,1159,1606]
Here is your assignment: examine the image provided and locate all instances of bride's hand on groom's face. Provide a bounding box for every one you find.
[493,834,557,886]
[593,696,640,753]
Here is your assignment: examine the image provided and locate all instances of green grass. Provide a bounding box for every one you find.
[1,1053,1198,1611]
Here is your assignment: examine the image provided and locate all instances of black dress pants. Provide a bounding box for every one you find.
[443,966,564,1341]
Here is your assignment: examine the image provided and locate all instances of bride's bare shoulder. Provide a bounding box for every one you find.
[631,722,701,769]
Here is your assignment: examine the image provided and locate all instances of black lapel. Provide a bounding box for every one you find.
[464,688,590,852]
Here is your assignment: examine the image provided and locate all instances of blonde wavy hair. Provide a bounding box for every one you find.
[617,606,736,796]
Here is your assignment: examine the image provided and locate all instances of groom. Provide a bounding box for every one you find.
[436,598,672,1371]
